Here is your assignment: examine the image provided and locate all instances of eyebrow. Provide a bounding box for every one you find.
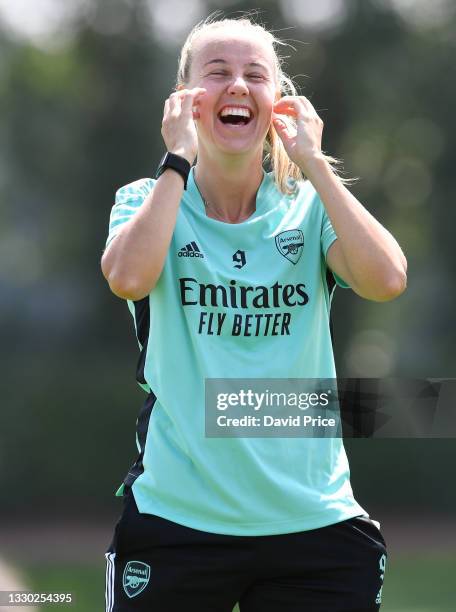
[203,59,269,72]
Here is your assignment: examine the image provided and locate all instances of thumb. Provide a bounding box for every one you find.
[273,117,290,141]
[273,117,285,129]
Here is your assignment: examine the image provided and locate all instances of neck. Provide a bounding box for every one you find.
[193,149,264,223]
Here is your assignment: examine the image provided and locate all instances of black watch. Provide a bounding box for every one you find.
[155,152,191,189]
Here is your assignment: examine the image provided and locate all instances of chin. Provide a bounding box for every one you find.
[207,125,268,156]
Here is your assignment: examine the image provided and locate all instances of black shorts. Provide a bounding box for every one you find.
[105,487,387,612]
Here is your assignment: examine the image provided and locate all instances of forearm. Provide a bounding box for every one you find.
[101,169,185,300]
[305,155,407,293]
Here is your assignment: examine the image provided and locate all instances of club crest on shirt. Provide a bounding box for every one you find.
[275,229,304,264]
[122,561,150,598]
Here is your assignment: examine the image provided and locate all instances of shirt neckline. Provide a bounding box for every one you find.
[185,165,273,226]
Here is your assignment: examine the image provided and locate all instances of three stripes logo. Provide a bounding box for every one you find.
[178,241,204,258]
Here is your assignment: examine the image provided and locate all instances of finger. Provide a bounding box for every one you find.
[174,87,206,98]
[181,92,196,115]
[191,87,207,96]
[272,117,286,130]
[291,96,322,122]
[168,94,179,116]
[274,95,304,106]
[178,92,198,122]
[191,88,206,119]
[274,97,305,115]
[162,99,170,125]
[272,116,294,140]
[296,94,312,105]
[274,103,316,124]
[190,88,206,114]
[175,88,206,119]
[275,95,307,104]
[168,89,190,112]
[170,88,206,113]
[273,105,299,118]
[181,91,194,105]
[272,120,291,145]
[297,95,316,110]
[298,97,321,120]
[168,88,206,120]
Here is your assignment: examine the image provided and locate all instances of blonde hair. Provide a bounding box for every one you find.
[176,11,348,195]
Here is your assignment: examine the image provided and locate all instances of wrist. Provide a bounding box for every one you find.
[299,153,329,180]
[155,151,192,189]
[168,149,194,165]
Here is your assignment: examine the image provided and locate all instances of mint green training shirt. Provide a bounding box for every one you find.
[105,166,368,535]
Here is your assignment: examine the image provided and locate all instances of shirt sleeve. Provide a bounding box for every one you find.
[320,200,351,289]
[105,178,156,248]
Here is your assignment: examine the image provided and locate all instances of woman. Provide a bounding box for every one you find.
[101,13,406,612]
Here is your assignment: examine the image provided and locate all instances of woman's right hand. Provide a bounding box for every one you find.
[161,87,206,165]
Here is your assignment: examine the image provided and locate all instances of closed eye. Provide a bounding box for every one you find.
[208,72,265,80]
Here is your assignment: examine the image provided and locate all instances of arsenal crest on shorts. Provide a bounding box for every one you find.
[122,560,151,598]
[275,230,304,264]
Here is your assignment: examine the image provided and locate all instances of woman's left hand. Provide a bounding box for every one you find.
[272,96,324,171]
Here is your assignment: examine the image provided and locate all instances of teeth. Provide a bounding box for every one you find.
[219,107,251,119]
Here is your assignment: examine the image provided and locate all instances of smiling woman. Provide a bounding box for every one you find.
[101,11,405,612]
[176,15,339,202]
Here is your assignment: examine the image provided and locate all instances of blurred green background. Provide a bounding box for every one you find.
[0,0,455,610]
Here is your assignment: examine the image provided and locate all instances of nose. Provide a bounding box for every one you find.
[227,76,249,96]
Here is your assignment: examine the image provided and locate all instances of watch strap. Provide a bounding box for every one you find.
[155,152,191,189]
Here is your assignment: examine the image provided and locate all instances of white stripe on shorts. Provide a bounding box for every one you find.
[105,552,116,612]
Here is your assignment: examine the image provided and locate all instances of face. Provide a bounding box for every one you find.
[185,32,280,156]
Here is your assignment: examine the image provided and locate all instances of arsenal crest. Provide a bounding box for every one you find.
[123,560,151,599]
[275,230,304,264]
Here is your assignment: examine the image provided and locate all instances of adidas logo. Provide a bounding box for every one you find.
[178,241,204,258]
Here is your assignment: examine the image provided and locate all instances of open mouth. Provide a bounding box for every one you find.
[217,108,253,128]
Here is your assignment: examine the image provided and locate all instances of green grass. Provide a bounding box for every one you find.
[23,565,104,611]
[23,553,455,611]
[380,553,455,611]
